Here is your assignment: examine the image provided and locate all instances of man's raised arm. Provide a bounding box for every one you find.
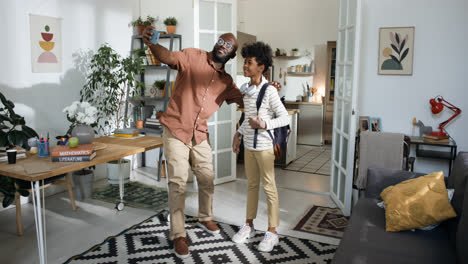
[142,26,178,66]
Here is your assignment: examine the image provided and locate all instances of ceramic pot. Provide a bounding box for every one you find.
[166,25,176,34]
[72,169,94,200]
[72,124,94,144]
[106,159,131,185]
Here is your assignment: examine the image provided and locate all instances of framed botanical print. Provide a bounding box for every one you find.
[378,27,415,75]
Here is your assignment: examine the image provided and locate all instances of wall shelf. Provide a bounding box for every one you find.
[286,72,314,76]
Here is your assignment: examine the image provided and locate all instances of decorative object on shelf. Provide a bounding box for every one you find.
[80,44,145,135]
[148,87,157,98]
[275,48,281,57]
[429,95,461,137]
[153,80,166,98]
[63,101,97,144]
[163,16,177,34]
[370,117,382,132]
[415,120,432,137]
[291,48,299,56]
[145,49,161,65]
[29,14,62,72]
[378,27,415,75]
[129,15,157,35]
[135,120,143,129]
[359,116,370,132]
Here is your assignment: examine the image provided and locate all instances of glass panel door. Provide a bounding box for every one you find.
[195,0,237,185]
[330,0,362,216]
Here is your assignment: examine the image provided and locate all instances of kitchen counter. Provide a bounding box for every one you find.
[238,107,300,115]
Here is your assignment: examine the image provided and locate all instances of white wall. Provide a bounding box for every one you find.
[238,0,338,100]
[357,0,468,175]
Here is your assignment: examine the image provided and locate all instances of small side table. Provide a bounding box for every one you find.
[409,137,457,176]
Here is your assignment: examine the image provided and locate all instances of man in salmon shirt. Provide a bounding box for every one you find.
[142,26,279,259]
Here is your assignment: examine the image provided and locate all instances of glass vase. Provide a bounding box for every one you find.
[71,124,95,144]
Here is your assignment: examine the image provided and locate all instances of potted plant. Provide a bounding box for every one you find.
[163,16,178,34]
[62,101,98,144]
[291,48,299,56]
[0,92,39,207]
[129,15,157,35]
[275,48,281,57]
[153,80,166,98]
[80,44,145,135]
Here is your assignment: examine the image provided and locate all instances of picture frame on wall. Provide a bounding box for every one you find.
[359,116,370,132]
[378,27,415,75]
[370,117,382,132]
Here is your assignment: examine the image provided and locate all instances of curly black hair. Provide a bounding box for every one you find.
[241,41,273,74]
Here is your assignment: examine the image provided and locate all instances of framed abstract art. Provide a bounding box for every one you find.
[378,27,415,75]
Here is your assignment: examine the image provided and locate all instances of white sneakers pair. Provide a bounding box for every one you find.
[232,224,279,252]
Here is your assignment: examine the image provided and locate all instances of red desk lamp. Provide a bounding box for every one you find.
[429,96,461,137]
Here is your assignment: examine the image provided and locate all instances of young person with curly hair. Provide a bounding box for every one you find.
[231,42,289,252]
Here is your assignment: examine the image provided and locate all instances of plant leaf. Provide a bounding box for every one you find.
[7,130,24,147]
[400,48,409,62]
[2,195,14,208]
[391,44,400,54]
[395,32,400,44]
[400,39,406,51]
[22,125,39,138]
[390,55,400,63]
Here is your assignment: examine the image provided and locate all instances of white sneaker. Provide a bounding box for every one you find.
[232,224,256,243]
[258,231,279,252]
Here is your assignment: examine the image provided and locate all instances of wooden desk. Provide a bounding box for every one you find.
[0,136,163,264]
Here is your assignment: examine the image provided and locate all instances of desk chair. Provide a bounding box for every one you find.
[14,173,76,236]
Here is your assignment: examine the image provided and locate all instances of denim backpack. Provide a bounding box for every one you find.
[253,83,290,161]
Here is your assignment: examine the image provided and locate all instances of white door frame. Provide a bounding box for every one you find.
[194,0,237,185]
[330,0,362,216]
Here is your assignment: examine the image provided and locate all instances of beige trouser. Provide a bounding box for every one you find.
[244,148,279,228]
[163,128,215,240]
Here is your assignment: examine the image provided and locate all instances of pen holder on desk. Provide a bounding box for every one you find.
[37,141,49,157]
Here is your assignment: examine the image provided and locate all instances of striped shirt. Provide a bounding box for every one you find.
[238,76,290,151]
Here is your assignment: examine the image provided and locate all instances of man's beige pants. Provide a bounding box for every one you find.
[163,129,214,240]
[244,148,279,228]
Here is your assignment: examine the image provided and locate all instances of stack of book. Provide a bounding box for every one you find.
[0,147,27,162]
[113,128,140,137]
[50,144,96,162]
[423,135,450,144]
[145,118,161,129]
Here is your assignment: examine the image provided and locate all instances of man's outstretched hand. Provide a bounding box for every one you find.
[142,25,156,46]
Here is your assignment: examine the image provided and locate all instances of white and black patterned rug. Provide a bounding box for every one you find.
[65,210,337,264]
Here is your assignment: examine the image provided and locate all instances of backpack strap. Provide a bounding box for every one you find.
[253,83,270,149]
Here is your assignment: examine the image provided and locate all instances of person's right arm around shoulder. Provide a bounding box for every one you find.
[142,26,178,66]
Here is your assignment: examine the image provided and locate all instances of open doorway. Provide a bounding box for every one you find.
[235,0,339,195]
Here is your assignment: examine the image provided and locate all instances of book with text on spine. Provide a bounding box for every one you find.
[51,152,96,162]
[51,144,94,157]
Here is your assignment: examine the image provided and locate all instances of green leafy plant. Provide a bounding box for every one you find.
[80,44,145,135]
[0,92,39,148]
[0,92,39,207]
[129,15,157,27]
[292,48,298,52]
[153,80,166,90]
[163,17,178,26]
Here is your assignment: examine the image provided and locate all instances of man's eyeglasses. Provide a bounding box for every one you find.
[216,38,233,49]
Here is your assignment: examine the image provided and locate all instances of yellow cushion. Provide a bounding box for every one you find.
[380,171,456,232]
